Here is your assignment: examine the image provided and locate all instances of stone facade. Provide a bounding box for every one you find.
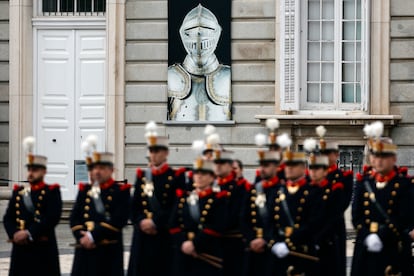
[390,0,414,172]
[124,0,276,181]
[0,0,9,186]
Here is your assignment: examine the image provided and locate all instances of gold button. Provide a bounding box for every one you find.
[251,211,257,216]
[296,216,301,221]
[294,223,300,229]
[326,189,330,194]
[252,219,257,223]
[387,209,392,214]
[178,203,183,208]
[180,198,185,203]
[38,196,43,200]
[388,200,393,205]
[251,189,256,194]
[168,176,173,181]
[303,191,309,196]
[250,204,256,208]
[37,203,41,207]
[365,219,370,224]
[364,201,369,206]
[332,180,337,184]
[16,211,20,215]
[391,191,397,196]
[41,190,46,195]
[84,206,90,211]
[323,195,328,200]
[35,210,40,215]
[85,198,91,203]
[15,203,19,208]
[275,206,280,211]
[208,199,213,204]
[297,207,303,212]
[364,210,370,215]
[200,218,205,222]
[394,183,399,189]
[357,224,362,230]
[142,201,147,206]
[300,198,305,204]
[141,193,146,197]
[202,210,208,216]
[16,196,21,201]
[16,218,20,223]
[163,193,168,197]
[274,215,279,220]
[180,224,184,228]
[389,224,394,229]
[84,214,89,219]
[165,184,170,189]
[205,204,211,210]
[335,174,339,178]
[107,196,112,201]
[364,192,369,198]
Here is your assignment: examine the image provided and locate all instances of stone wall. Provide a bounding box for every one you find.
[124,0,276,182]
[390,0,414,171]
[0,0,9,186]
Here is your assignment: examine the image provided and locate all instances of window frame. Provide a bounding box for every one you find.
[280,0,370,113]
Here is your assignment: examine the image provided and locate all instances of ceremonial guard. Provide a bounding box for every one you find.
[169,141,227,275]
[212,137,245,276]
[70,135,131,276]
[316,125,353,276]
[240,132,282,276]
[3,136,62,276]
[128,121,184,276]
[266,133,322,276]
[351,121,413,276]
[303,138,344,276]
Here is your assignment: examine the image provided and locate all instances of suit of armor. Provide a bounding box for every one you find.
[168,4,231,121]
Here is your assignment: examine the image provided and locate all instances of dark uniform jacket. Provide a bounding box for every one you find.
[70,178,131,276]
[3,181,62,276]
[351,167,412,276]
[266,176,323,276]
[169,187,227,276]
[326,165,353,276]
[311,178,345,276]
[240,175,279,276]
[127,163,184,276]
[216,172,246,276]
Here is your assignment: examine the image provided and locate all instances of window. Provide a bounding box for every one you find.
[280,0,369,112]
[41,0,106,15]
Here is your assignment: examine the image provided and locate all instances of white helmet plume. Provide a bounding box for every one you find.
[23,136,36,154]
[145,121,158,137]
[371,121,384,138]
[81,141,92,156]
[303,138,317,152]
[363,123,374,138]
[204,125,216,136]
[277,133,292,149]
[316,125,327,138]
[266,118,280,131]
[206,133,220,146]
[255,133,267,147]
[86,134,98,151]
[192,140,205,155]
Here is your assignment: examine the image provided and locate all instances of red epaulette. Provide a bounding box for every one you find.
[175,188,185,198]
[78,183,87,192]
[136,168,143,178]
[363,165,371,173]
[216,190,228,199]
[175,167,187,177]
[49,183,60,190]
[120,183,132,191]
[356,173,363,182]
[398,167,408,175]
[244,182,253,192]
[332,182,344,191]
[13,184,22,191]
[343,170,353,177]
[255,169,260,177]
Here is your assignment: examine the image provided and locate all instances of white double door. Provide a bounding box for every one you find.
[35,29,106,200]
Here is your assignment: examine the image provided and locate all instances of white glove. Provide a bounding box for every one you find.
[364,233,383,252]
[271,242,290,258]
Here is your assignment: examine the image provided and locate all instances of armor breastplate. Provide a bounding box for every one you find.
[168,64,231,121]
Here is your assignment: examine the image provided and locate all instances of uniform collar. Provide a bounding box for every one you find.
[374,169,396,183]
[198,187,213,198]
[328,164,338,174]
[30,181,46,191]
[218,172,235,185]
[311,178,329,188]
[286,176,307,188]
[100,178,115,190]
[151,163,169,176]
[262,176,279,189]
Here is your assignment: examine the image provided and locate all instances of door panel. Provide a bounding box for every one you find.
[36,29,106,200]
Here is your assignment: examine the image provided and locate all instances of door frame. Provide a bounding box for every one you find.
[9,2,126,188]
